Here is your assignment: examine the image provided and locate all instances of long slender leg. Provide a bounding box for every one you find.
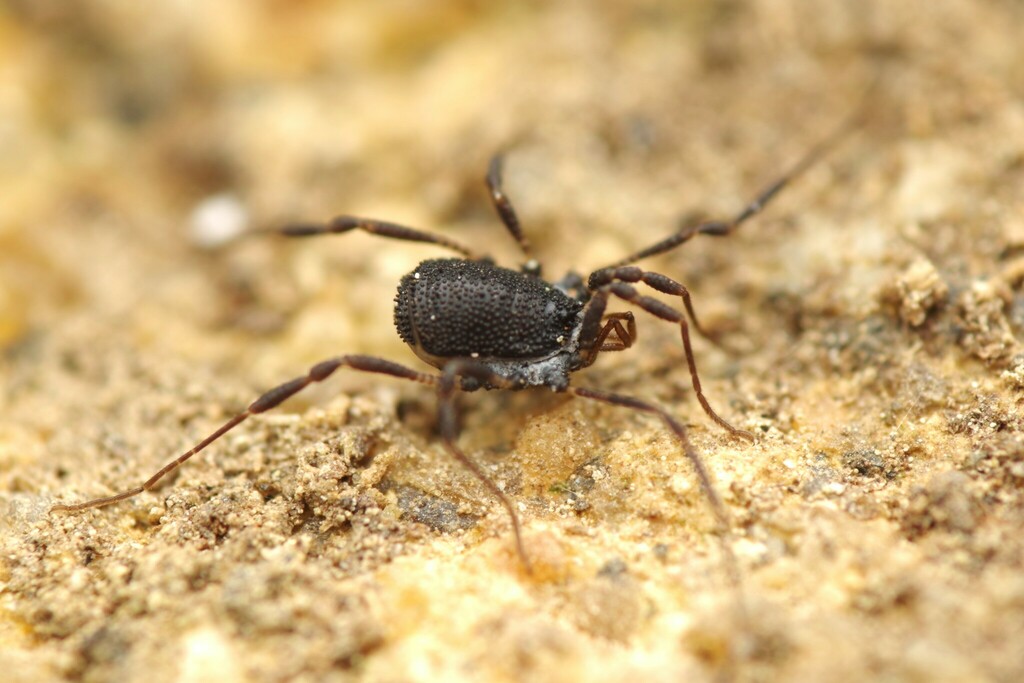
[254,216,484,260]
[53,351,534,568]
[589,266,720,346]
[590,282,755,441]
[600,107,863,270]
[568,385,746,618]
[50,356,436,512]
[435,359,532,571]
[569,385,730,529]
[486,155,536,267]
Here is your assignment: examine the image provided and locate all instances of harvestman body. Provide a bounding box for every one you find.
[53,127,852,570]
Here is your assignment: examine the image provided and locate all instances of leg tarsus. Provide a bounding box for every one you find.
[51,355,436,514]
[568,384,747,619]
[599,107,863,270]
[568,385,733,531]
[437,360,532,572]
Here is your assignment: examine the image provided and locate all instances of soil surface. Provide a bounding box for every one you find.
[2,2,1023,682]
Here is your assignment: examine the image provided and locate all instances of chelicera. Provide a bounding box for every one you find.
[53,134,845,570]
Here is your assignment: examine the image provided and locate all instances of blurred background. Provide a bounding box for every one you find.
[2,1,1023,682]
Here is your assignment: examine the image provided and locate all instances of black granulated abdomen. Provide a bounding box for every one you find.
[394,259,583,360]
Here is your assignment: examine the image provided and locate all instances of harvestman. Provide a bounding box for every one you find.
[53,121,855,571]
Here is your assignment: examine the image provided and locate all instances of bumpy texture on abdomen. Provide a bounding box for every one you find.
[394,259,582,359]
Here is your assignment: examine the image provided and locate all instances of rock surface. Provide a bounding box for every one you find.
[2,2,1023,681]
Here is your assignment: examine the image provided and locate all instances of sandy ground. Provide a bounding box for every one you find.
[2,1,1023,681]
